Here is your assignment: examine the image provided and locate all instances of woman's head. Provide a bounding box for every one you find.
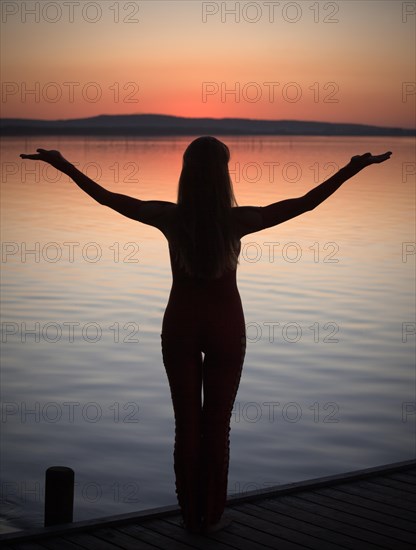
[174,136,239,279]
[182,135,230,167]
[177,136,236,212]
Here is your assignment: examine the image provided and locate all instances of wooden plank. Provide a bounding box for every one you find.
[298,489,416,534]
[333,484,416,513]
[90,527,163,550]
[8,544,49,550]
[212,512,310,550]
[119,522,212,550]
[155,509,311,550]
[336,480,416,508]
[165,515,269,550]
[366,477,416,497]
[140,516,247,550]
[63,532,124,550]
[353,480,416,507]
[275,493,416,547]
[226,459,416,507]
[320,486,416,522]
[245,499,385,550]
[229,501,353,549]
[230,502,348,550]
[0,504,179,545]
[389,473,416,485]
[40,537,83,550]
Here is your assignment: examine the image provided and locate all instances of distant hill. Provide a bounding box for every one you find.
[1,114,414,136]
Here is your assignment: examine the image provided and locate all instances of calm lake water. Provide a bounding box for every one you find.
[1,135,415,533]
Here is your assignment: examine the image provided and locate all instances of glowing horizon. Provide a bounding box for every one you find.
[1,0,415,128]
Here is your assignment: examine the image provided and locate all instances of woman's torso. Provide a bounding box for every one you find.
[161,207,245,338]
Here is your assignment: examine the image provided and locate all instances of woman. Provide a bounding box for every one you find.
[20,138,391,534]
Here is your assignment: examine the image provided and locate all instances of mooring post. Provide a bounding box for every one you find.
[44,466,74,527]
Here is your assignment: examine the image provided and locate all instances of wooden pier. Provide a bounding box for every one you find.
[1,459,415,549]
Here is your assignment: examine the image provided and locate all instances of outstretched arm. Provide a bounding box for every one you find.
[298,151,391,210]
[20,149,174,226]
[234,152,392,236]
[265,152,392,230]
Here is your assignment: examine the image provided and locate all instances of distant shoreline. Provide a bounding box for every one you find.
[1,114,414,137]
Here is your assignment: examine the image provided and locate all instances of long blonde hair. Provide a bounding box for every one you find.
[174,136,239,279]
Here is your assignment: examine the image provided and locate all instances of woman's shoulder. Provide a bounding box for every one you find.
[137,200,177,234]
[139,200,177,218]
[231,206,264,238]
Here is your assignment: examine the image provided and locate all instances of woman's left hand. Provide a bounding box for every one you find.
[349,151,392,170]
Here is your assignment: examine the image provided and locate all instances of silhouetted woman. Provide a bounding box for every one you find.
[21,139,391,534]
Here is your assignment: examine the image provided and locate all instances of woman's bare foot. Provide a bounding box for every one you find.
[180,519,202,534]
[202,513,233,534]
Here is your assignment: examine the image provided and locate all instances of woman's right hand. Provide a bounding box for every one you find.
[20,149,72,172]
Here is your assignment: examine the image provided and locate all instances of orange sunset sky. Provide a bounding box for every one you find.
[1,0,415,128]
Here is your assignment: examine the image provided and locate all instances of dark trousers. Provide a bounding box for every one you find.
[161,318,246,529]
